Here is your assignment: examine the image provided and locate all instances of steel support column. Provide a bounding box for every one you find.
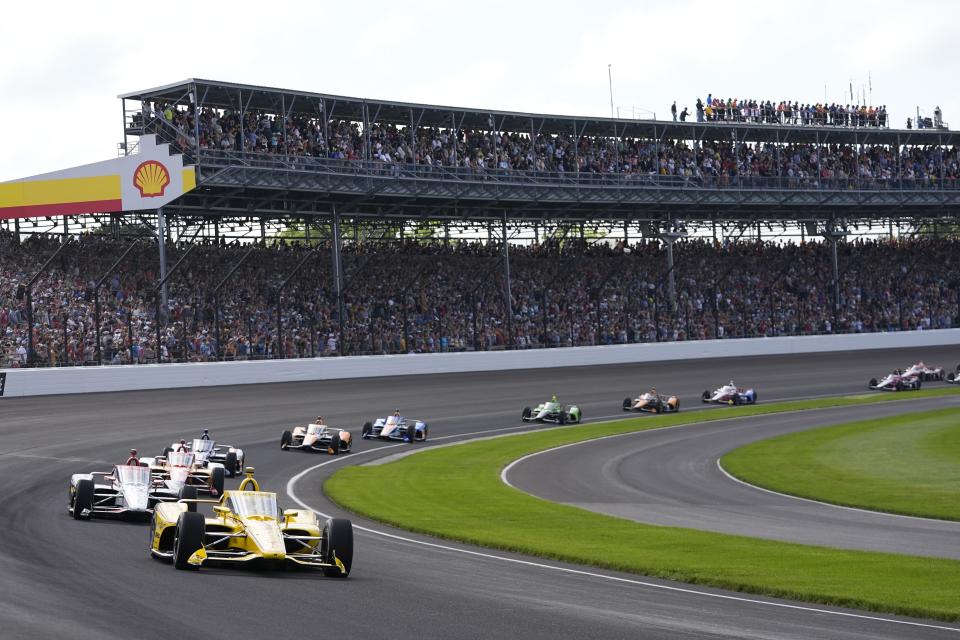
[157,207,169,308]
[94,239,142,366]
[154,244,197,364]
[502,213,513,349]
[331,206,345,355]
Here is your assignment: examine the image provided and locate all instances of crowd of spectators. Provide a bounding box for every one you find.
[2,230,958,369]
[693,95,889,128]
[142,102,958,189]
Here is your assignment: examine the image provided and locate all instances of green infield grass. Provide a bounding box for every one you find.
[722,407,960,520]
[325,388,960,621]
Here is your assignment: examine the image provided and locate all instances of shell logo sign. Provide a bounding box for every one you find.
[133,160,171,197]
[0,135,195,220]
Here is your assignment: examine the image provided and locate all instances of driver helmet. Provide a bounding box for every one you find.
[129,449,137,456]
[728,380,735,387]
[202,429,209,435]
[394,409,401,416]
[316,416,324,424]
[650,387,657,395]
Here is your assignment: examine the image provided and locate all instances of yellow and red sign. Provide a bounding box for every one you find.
[0,135,196,220]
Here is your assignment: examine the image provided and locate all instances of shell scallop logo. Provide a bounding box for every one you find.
[132,160,171,197]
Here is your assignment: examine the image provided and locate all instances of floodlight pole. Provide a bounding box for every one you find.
[154,244,197,363]
[94,239,142,366]
[821,222,847,331]
[661,227,686,313]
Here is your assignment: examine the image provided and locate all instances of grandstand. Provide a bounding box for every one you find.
[1,78,958,369]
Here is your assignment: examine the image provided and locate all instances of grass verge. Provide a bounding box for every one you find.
[722,406,960,520]
[326,387,960,622]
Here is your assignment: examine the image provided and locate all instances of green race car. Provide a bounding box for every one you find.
[521,398,582,424]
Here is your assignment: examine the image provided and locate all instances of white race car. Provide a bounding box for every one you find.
[701,381,757,405]
[868,371,922,391]
[903,362,945,381]
[69,464,180,521]
[139,450,224,497]
[164,436,244,478]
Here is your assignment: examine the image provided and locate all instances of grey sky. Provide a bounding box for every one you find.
[1,0,955,181]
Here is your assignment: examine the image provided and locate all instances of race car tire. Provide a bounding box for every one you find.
[558,412,567,425]
[673,399,681,412]
[522,407,532,420]
[178,485,198,512]
[211,466,225,496]
[407,428,417,444]
[421,427,428,442]
[173,511,206,571]
[622,397,632,411]
[72,479,94,520]
[329,433,341,455]
[949,372,956,382]
[701,390,711,402]
[322,518,354,578]
[732,395,741,405]
[751,392,758,404]
[361,422,373,439]
[916,379,922,390]
[280,430,293,450]
[896,380,904,391]
[868,378,878,389]
[224,452,238,477]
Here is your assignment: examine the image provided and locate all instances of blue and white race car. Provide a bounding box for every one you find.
[361,414,428,443]
[701,381,757,405]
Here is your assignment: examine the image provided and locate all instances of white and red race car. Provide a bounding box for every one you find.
[868,371,922,391]
[701,381,757,405]
[902,362,946,381]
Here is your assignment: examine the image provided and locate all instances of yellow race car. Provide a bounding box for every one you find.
[149,468,352,576]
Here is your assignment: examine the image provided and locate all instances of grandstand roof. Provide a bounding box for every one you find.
[120,79,958,146]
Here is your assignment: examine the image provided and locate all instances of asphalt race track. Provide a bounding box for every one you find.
[1,345,959,639]
[506,398,960,558]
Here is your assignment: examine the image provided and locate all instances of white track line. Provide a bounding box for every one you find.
[285,419,960,633]
[716,459,960,526]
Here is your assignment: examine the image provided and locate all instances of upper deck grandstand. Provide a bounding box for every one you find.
[120,79,960,222]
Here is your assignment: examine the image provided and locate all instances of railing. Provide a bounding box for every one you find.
[196,150,960,193]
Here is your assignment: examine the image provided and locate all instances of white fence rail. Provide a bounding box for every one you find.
[3,329,959,398]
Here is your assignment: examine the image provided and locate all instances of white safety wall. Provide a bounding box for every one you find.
[2,329,959,398]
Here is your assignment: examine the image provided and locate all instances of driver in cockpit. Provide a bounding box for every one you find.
[124,449,139,466]
[200,429,211,441]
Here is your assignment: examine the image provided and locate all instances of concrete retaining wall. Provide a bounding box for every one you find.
[3,329,959,398]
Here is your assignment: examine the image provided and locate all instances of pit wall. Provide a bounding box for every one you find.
[2,329,959,398]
